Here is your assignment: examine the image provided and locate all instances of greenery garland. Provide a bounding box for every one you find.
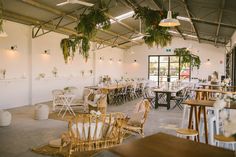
[174,47,201,69]
[133,7,178,47]
[60,5,111,63]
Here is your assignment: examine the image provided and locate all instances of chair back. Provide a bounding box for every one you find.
[65,113,125,152]
[131,99,151,126]
[52,89,64,110]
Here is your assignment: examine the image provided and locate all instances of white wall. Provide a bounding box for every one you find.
[95,47,124,83]
[0,20,124,109]
[0,21,31,109]
[124,37,225,80]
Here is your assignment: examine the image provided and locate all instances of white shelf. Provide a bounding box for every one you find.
[0,78,28,83]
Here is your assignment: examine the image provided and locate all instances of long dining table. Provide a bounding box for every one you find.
[153,85,187,109]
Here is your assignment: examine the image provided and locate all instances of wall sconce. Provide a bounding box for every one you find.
[99,57,104,62]
[42,49,50,55]
[10,45,17,51]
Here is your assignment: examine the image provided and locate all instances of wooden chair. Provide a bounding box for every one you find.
[60,113,125,157]
[122,99,151,137]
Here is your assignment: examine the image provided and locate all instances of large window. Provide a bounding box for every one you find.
[148,55,191,85]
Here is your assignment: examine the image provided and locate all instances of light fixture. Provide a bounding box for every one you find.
[132,36,144,41]
[159,0,180,27]
[99,57,104,61]
[134,59,137,62]
[118,59,122,63]
[10,45,17,50]
[109,58,113,62]
[110,11,134,24]
[42,49,50,55]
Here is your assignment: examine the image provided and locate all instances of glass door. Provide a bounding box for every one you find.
[148,55,191,86]
[169,56,180,82]
[159,56,169,84]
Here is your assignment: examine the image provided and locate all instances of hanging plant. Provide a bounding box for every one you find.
[60,38,72,64]
[60,5,111,63]
[133,6,178,47]
[174,48,201,69]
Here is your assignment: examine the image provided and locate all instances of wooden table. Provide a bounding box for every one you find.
[193,88,236,100]
[92,133,234,157]
[183,100,236,144]
[153,86,186,110]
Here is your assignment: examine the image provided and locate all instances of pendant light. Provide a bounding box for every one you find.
[159,0,180,27]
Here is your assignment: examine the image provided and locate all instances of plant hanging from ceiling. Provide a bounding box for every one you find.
[133,6,178,47]
[174,47,201,69]
[60,0,111,63]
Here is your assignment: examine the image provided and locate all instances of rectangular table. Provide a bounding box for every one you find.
[92,133,234,157]
[153,86,186,109]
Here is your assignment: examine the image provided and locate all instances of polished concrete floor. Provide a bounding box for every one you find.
[0,99,182,157]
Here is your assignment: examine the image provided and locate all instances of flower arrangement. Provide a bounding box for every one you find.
[38,73,46,79]
[221,78,231,87]
[100,75,111,85]
[52,67,58,78]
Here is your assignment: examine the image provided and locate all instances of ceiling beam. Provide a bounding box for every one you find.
[182,0,200,43]
[3,10,128,49]
[200,37,226,45]
[192,18,236,29]
[152,0,185,40]
[214,0,225,46]
[21,0,141,45]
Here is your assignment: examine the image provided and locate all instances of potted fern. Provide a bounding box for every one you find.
[60,6,111,63]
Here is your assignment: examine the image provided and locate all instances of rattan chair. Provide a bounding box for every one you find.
[122,99,151,137]
[60,113,125,157]
[87,94,107,114]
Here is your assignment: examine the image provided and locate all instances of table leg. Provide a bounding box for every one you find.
[188,106,194,129]
[167,93,171,110]
[203,106,208,144]
[187,106,194,140]
[155,92,159,109]
[194,106,200,142]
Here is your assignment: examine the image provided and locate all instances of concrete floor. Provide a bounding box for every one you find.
[0,99,182,157]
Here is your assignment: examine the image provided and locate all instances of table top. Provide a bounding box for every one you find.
[92,133,234,157]
[86,84,128,90]
[184,100,236,109]
[153,86,186,93]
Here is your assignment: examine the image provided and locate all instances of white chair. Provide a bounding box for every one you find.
[52,89,64,111]
[0,110,12,126]
[35,104,49,120]
[58,94,76,118]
